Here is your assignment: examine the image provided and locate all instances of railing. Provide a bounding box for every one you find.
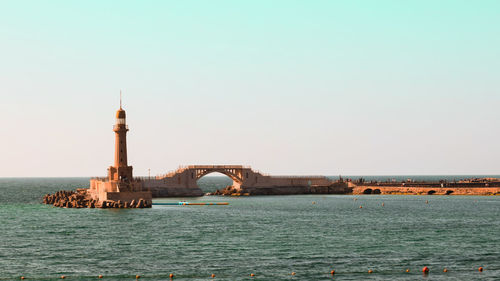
[91,176,150,183]
[269,175,328,179]
[182,165,251,169]
[357,181,500,187]
[134,176,159,181]
[156,165,253,179]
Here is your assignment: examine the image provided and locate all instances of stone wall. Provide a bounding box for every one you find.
[352,185,500,195]
[140,178,204,197]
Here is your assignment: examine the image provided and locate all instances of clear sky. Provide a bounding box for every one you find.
[0,0,499,177]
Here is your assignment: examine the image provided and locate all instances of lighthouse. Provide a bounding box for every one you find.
[88,92,152,208]
[108,94,133,181]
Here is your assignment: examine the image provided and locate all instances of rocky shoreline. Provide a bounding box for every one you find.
[43,189,151,208]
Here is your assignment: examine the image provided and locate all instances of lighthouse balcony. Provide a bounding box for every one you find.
[113,125,129,130]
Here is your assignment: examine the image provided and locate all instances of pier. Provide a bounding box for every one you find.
[351,179,500,195]
[139,165,348,197]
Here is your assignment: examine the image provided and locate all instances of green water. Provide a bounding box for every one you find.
[0,178,499,280]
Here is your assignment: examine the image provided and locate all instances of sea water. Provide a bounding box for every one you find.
[0,177,499,280]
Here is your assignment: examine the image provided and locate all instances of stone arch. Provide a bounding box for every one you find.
[373,189,381,194]
[363,188,373,194]
[194,168,244,186]
[427,190,436,195]
[445,190,454,195]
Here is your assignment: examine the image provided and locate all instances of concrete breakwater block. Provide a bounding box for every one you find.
[42,190,151,208]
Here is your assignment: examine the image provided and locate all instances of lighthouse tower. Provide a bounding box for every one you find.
[88,92,152,208]
[108,94,133,181]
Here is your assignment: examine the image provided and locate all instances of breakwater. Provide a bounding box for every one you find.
[351,178,500,195]
[207,179,500,196]
[43,189,152,208]
[209,181,350,196]
[147,169,500,197]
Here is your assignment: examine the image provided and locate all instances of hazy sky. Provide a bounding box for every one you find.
[1,0,499,177]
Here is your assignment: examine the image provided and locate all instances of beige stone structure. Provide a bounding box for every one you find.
[88,99,152,207]
[140,165,347,196]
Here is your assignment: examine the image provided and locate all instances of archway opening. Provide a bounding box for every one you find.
[196,172,234,194]
[373,189,381,194]
[445,190,454,195]
[427,190,436,195]
[363,188,373,194]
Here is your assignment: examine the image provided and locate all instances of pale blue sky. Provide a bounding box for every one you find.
[0,0,499,177]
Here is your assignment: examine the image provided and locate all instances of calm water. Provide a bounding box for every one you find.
[0,177,499,280]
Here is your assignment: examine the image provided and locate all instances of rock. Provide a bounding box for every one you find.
[137,199,144,208]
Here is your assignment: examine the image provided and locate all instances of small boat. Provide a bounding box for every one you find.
[152,202,229,206]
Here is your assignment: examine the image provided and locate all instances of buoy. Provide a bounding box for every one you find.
[211,273,215,278]
[443,268,448,272]
[330,270,335,275]
[368,269,373,274]
[250,273,255,277]
[291,272,296,275]
[20,277,25,280]
[426,200,429,204]
[382,203,385,206]
[136,275,140,279]
[61,276,65,279]
[312,201,316,204]
[405,269,410,273]
[422,266,429,273]
[479,267,483,272]
[359,206,362,209]
[98,275,103,278]
[169,273,174,278]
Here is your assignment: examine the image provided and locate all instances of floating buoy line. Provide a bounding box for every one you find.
[10,267,490,280]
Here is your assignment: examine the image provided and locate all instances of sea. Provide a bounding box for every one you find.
[0,176,499,281]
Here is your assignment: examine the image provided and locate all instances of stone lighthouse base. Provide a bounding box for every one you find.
[43,189,152,208]
[43,179,153,209]
[87,178,153,208]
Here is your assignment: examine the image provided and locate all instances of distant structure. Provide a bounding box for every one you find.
[351,179,500,195]
[140,165,347,196]
[88,94,152,207]
[43,93,500,209]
